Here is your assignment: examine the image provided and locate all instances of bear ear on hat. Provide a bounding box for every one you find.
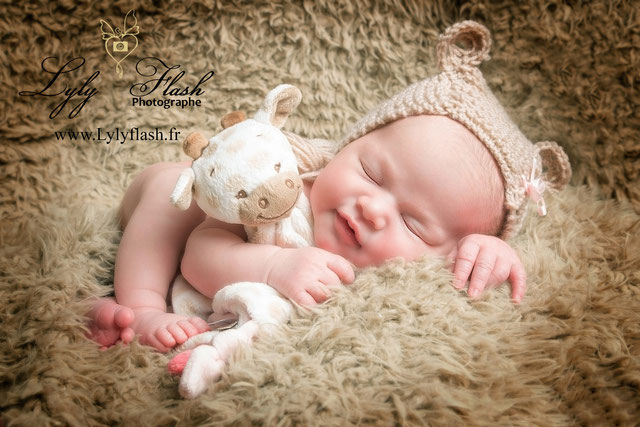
[437,20,492,72]
[535,141,572,191]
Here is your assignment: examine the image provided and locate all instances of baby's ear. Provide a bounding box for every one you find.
[221,111,246,129]
[170,168,195,210]
[183,132,209,159]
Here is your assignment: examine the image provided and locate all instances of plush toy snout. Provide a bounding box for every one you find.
[239,171,302,226]
[171,84,307,225]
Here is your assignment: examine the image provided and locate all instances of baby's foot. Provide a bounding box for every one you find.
[86,298,135,349]
[130,309,210,352]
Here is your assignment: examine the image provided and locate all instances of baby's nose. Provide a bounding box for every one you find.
[356,195,388,230]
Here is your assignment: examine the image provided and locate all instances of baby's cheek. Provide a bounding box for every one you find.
[312,213,328,241]
[369,238,407,264]
[314,233,331,252]
[372,236,427,265]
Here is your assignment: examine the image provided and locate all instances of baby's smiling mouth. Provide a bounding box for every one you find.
[336,210,361,247]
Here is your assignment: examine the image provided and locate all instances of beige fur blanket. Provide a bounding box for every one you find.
[1,1,638,425]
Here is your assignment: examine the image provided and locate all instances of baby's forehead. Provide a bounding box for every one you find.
[356,115,499,194]
[365,116,480,160]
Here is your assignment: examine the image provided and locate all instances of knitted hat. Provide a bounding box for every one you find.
[341,21,571,240]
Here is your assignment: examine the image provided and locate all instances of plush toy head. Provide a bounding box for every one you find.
[170,85,304,226]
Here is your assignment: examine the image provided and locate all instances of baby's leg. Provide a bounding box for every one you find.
[116,162,211,351]
[88,162,209,352]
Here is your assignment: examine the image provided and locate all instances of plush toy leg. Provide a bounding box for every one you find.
[179,345,226,399]
[173,283,294,398]
[211,320,259,359]
[177,321,260,399]
[175,330,219,353]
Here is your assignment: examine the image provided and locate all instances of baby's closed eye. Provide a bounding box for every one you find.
[402,214,422,238]
[360,159,380,185]
[402,215,437,248]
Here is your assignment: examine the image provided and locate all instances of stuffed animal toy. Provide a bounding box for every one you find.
[169,83,315,321]
[167,84,315,399]
[168,280,294,399]
[171,83,314,248]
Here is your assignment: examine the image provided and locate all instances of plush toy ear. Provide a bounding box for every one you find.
[253,84,302,129]
[170,168,196,210]
[183,132,209,159]
[221,111,246,129]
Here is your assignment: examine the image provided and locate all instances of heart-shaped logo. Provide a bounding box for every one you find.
[100,10,139,78]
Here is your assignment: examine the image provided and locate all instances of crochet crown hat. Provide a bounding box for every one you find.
[341,21,572,240]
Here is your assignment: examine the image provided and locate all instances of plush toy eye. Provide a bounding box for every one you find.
[236,190,247,199]
[209,167,215,177]
[274,162,281,172]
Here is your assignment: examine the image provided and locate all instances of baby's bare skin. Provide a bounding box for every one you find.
[89,162,213,351]
[88,116,527,352]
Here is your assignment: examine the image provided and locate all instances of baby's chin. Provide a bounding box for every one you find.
[314,232,361,267]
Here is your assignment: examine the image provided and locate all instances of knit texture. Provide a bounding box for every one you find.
[342,21,572,239]
[283,130,338,181]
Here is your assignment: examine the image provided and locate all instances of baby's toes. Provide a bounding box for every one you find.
[187,317,210,334]
[176,319,198,338]
[120,327,135,344]
[167,323,188,344]
[140,333,170,353]
[155,327,177,349]
[114,306,135,329]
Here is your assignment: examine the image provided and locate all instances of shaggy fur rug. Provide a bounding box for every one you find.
[1,0,639,425]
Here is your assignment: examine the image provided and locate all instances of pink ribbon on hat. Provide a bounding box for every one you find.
[522,157,547,216]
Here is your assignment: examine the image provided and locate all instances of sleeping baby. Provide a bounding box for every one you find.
[87,21,571,352]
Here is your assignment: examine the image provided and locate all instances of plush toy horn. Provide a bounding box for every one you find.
[183,132,209,160]
[220,111,247,129]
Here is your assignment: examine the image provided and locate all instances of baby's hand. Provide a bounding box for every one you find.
[266,247,355,306]
[447,234,527,303]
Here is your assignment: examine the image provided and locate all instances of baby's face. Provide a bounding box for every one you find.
[310,115,501,268]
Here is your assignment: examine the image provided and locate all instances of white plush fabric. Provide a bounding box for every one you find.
[175,282,293,399]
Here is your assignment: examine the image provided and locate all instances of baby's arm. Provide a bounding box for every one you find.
[181,217,355,306]
[447,234,527,303]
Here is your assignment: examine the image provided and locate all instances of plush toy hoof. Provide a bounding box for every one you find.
[168,350,192,375]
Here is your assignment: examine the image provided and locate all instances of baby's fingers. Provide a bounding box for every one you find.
[327,255,355,284]
[467,251,497,298]
[292,290,319,307]
[509,262,527,303]
[307,283,331,304]
[452,241,480,289]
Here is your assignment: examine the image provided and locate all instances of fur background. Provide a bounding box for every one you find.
[1,0,639,425]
